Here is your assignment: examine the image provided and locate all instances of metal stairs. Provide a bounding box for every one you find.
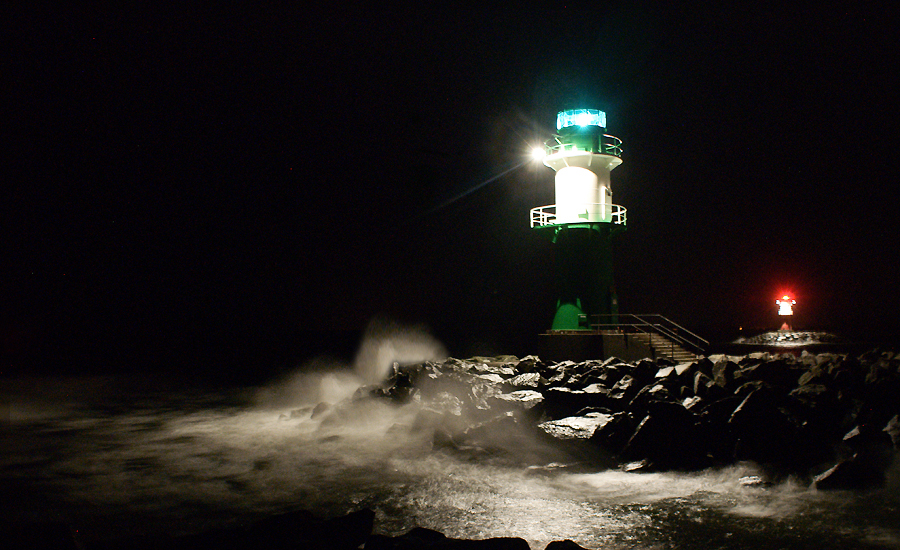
[628,332,700,363]
[591,313,708,362]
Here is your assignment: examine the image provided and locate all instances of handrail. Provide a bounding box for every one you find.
[590,314,708,356]
[530,204,627,227]
[630,314,709,348]
[545,134,623,157]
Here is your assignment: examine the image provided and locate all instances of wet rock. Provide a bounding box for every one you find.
[472,362,516,377]
[545,539,594,550]
[310,403,330,419]
[538,412,613,441]
[711,358,739,390]
[627,383,671,416]
[729,389,799,466]
[503,372,546,390]
[693,372,713,397]
[0,521,80,550]
[475,373,507,385]
[514,355,543,374]
[812,453,887,490]
[543,387,602,419]
[631,359,659,385]
[798,367,826,387]
[459,411,532,453]
[739,475,772,487]
[488,390,544,411]
[885,414,900,448]
[607,374,639,404]
[734,380,770,397]
[620,401,704,469]
[367,528,530,549]
[140,508,377,550]
[682,396,703,411]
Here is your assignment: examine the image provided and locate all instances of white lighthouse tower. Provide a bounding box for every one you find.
[530,108,626,331]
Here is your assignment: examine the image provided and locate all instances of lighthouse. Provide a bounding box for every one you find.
[530,108,626,332]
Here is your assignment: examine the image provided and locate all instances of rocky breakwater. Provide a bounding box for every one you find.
[330,350,899,488]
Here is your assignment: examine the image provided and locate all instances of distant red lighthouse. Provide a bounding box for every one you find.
[776,294,796,330]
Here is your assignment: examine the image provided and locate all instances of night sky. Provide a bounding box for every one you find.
[5,4,899,379]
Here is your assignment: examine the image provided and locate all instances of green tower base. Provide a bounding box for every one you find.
[533,222,624,331]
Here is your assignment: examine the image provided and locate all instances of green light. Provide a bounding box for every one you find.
[557,109,606,131]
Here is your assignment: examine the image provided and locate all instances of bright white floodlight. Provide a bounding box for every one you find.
[531,147,546,160]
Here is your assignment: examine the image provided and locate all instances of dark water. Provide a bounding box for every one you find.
[2,370,899,550]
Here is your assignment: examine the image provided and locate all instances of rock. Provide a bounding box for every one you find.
[734,380,770,397]
[682,396,703,411]
[627,383,671,416]
[655,366,675,379]
[693,371,713,397]
[798,367,826,387]
[0,522,80,550]
[367,527,529,549]
[310,402,330,419]
[473,362,516,377]
[165,508,376,550]
[514,356,543,374]
[739,475,772,487]
[543,387,603,419]
[538,412,613,441]
[729,389,800,466]
[620,401,705,470]
[589,412,636,455]
[582,383,610,396]
[885,415,900,448]
[632,359,659,385]
[503,372,546,390]
[812,454,887,490]
[712,359,739,389]
[607,374,639,404]
[475,374,507,384]
[489,390,544,412]
[460,411,529,453]
[545,539,594,550]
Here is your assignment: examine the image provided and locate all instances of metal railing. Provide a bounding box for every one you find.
[530,204,627,227]
[544,134,623,157]
[591,314,709,357]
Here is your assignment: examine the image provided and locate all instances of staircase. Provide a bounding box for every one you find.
[628,332,700,363]
[591,313,708,363]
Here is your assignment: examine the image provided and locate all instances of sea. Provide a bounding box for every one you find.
[2,330,899,550]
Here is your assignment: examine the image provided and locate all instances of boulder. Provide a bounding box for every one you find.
[543,387,604,419]
[812,453,887,490]
[488,390,544,412]
[619,401,705,470]
[545,540,594,550]
[607,374,640,405]
[502,372,546,390]
[514,355,542,373]
[693,371,713,397]
[310,402,330,420]
[729,389,800,467]
[711,359,739,390]
[472,362,516,377]
[538,412,614,441]
[459,411,529,453]
[589,412,636,454]
[885,415,900,448]
[366,527,529,549]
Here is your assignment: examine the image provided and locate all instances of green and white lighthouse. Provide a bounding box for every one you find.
[531,109,626,331]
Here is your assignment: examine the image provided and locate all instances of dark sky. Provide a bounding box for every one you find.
[5,4,899,377]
